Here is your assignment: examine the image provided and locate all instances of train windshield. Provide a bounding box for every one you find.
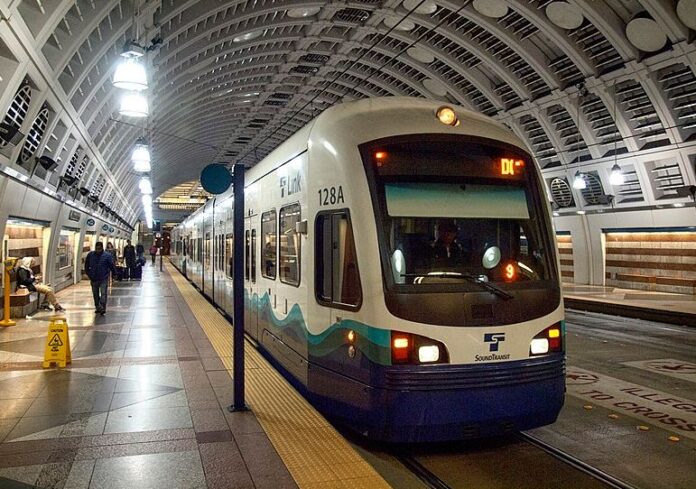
[361,135,556,293]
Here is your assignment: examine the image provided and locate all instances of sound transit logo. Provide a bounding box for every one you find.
[476,333,510,362]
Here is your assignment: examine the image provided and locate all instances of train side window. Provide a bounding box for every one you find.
[251,229,257,283]
[226,233,233,278]
[315,210,362,309]
[261,210,277,279]
[279,204,301,286]
[245,230,250,281]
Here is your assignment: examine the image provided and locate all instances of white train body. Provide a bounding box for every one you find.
[172,97,565,442]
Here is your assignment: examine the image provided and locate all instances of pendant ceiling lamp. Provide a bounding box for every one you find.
[609,163,624,186]
[120,91,149,118]
[132,138,151,172]
[139,176,153,195]
[113,57,148,91]
[572,171,586,190]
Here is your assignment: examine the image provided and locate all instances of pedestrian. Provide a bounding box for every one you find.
[136,243,145,266]
[149,244,158,265]
[85,241,116,315]
[106,242,117,261]
[123,239,136,279]
[15,257,65,312]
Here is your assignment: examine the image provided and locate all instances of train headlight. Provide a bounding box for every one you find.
[436,106,458,126]
[529,323,564,356]
[391,331,449,365]
[418,345,440,363]
[530,338,549,355]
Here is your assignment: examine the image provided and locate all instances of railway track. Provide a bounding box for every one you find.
[394,433,639,489]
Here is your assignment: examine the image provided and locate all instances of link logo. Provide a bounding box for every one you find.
[484,333,505,352]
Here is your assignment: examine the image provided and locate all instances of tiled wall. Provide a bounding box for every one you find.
[605,232,696,294]
[557,233,575,283]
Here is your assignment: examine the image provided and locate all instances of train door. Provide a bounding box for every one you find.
[244,218,258,339]
[203,211,213,297]
[214,216,226,308]
[259,209,277,335]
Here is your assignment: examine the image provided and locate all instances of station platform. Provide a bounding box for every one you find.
[0,263,389,488]
[563,284,696,326]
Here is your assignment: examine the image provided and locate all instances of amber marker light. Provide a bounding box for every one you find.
[393,337,409,349]
[347,330,355,343]
[436,106,458,126]
[374,151,388,166]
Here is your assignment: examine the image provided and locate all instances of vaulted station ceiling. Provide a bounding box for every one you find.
[1,0,695,224]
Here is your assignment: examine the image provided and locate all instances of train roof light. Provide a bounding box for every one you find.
[436,106,458,126]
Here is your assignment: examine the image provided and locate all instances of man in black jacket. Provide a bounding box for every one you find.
[15,257,64,312]
[123,240,136,279]
[85,242,116,315]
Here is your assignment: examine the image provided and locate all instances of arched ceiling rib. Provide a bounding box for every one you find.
[1,0,695,223]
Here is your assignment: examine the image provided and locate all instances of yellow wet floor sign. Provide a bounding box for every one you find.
[43,317,71,368]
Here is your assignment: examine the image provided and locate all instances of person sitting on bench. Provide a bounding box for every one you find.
[16,257,65,312]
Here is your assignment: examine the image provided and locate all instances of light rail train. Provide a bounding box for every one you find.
[171,97,565,442]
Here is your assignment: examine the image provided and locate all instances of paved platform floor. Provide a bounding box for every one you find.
[0,264,296,489]
[563,284,696,325]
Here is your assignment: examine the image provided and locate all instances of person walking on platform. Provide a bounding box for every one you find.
[149,244,158,265]
[136,243,145,266]
[123,240,136,279]
[15,257,64,312]
[85,242,116,315]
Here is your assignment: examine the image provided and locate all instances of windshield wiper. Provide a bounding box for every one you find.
[400,272,514,300]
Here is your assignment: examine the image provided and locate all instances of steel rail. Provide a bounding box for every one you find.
[397,455,453,489]
[517,432,639,489]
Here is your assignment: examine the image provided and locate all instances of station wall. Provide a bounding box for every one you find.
[554,207,696,294]
[0,173,134,298]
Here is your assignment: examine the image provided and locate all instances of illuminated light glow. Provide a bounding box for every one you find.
[142,194,153,207]
[572,171,586,190]
[131,144,151,172]
[576,210,586,215]
[548,328,561,339]
[609,163,624,186]
[531,338,549,355]
[673,202,685,208]
[418,345,440,363]
[504,263,517,281]
[347,330,355,342]
[139,177,153,195]
[119,92,149,118]
[113,58,148,91]
[436,106,457,126]
[393,337,409,349]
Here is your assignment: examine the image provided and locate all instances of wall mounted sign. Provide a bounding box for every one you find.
[68,210,81,222]
[109,227,115,233]
[86,218,96,227]
[102,224,109,232]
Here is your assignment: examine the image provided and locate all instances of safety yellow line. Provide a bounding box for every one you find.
[167,263,391,489]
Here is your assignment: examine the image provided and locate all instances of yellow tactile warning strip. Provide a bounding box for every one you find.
[167,263,391,489]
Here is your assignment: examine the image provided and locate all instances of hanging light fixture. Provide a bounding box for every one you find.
[139,176,153,195]
[142,194,153,207]
[609,163,624,186]
[119,91,149,118]
[131,138,151,172]
[572,171,586,190]
[113,57,148,91]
